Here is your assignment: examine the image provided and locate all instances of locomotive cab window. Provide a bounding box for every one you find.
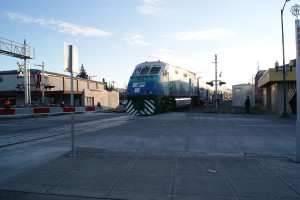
[132,68,141,75]
[149,67,161,74]
[140,66,150,75]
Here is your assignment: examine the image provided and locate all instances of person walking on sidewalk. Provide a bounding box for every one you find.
[245,96,250,114]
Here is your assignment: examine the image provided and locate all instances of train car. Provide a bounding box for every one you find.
[126,60,229,115]
[198,78,213,104]
[126,61,201,115]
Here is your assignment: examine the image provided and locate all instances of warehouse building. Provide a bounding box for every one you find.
[0,69,119,108]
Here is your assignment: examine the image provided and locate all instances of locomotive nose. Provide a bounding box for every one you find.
[135,101,144,110]
[126,99,156,116]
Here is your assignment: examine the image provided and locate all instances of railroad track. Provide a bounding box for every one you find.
[0,115,140,152]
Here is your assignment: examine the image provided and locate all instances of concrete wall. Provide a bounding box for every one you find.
[64,78,78,91]
[48,75,64,91]
[0,74,20,91]
[89,82,97,90]
[97,83,105,90]
[261,82,292,115]
[232,84,255,107]
[78,80,88,91]
[263,87,268,109]
[83,89,119,109]
[271,84,278,113]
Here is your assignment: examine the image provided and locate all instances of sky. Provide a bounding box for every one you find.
[0,0,299,89]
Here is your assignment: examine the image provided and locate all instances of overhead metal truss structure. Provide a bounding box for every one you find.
[0,37,35,105]
[0,37,35,59]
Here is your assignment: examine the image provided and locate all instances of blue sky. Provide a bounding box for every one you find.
[1,0,299,88]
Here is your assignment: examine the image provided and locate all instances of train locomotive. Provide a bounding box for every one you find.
[126,61,217,115]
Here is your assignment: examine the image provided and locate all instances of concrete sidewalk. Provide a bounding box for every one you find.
[1,148,300,200]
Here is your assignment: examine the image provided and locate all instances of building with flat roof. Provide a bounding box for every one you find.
[258,60,296,115]
[0,69,119,108]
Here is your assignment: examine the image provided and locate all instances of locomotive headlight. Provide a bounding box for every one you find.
[148,91,152,94]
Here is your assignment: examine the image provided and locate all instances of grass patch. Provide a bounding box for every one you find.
[251,106,264,115]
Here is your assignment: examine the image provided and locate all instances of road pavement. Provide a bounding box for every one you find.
[0,111,299,200]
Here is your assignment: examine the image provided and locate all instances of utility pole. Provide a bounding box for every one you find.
[213,54,218,110]
[42,62,45,104]
[24,40,28,105]
[280,0,290,118]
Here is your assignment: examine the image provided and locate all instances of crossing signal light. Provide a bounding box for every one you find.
[44,85,55,89]
[206,81,213,86]
[219,81,226,86]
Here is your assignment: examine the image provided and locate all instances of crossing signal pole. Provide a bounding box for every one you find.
[207,55,226,111]
[213,55,218,110]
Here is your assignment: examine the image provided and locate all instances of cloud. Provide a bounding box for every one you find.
[4,11,111,37]
[217,41,297,86]
[123,34,149,46]
[137,0,162,14]
[156,48,178,54]
[175,28,235,41]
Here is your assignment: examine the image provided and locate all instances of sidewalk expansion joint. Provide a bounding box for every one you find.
[216,158,239,198]
[171,155,176,200]
[258,159,300,196]
[105,156,138,199]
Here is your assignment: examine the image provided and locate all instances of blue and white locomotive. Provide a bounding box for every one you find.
[126,61,213,115]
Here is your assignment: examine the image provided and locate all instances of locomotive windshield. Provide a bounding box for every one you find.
[132,68,141,75]
[149,67,161,74]
[140,66,150,75]
[132,65,162,75]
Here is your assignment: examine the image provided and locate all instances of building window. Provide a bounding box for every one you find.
[0,78,3,82]
[86,97,94,106]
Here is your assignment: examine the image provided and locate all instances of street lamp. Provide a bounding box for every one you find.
[280,0,290,117]
[275,60,293,117]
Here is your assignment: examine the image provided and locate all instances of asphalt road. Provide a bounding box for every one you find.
[0,112,139,181]
[0,110,297,183]
[0,112,129,134]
